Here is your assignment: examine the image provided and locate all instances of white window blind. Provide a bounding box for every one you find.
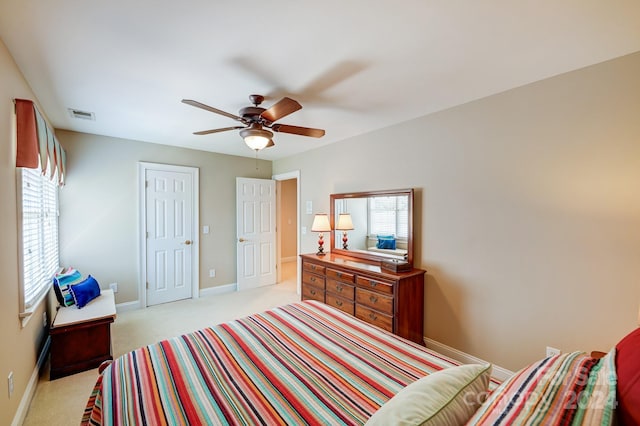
[368,196,409,239]
[18,166,59,317]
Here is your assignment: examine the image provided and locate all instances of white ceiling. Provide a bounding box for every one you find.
[1,1,639,161]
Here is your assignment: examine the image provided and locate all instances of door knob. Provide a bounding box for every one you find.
[183,240,192,245]
[239,237,246,242]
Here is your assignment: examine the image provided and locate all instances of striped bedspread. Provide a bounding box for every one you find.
[83,300,459,425]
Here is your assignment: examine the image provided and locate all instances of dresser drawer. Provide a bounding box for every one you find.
[302,284,324,302]
[325,293,354,315]
[302,272,325,289]
[356,276,393,295]
[303,262,325,275]
[355,305,393,333]
[326,268,355,283]
[356,288,393,315]
[326,279,355,300]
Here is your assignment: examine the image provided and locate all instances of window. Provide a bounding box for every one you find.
[368,196,409,239]
[18,166,59,320]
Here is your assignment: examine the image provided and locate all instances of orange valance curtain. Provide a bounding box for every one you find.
[15,98,66,186]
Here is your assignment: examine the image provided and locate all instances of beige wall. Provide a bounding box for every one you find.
[0,39,50,425]
[274,52,640,371]
[279,179,298,260]
[57,131,272,304]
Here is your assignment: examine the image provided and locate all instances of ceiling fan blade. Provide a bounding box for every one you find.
[182,99,246,123]
[271,124,325,138]
[260,97,302,122]
[193,126,244,135]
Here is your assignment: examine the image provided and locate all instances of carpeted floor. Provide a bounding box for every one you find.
[23,262,299,426]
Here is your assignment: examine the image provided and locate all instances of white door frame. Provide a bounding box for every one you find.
[138,162,200,308]
[272,170,301,295]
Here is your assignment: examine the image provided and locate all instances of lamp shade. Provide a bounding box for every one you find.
[336,213,354,230]
[311,214,331,232]
[239,125,273,150]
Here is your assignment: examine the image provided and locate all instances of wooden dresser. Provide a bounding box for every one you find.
[300,253,426,344]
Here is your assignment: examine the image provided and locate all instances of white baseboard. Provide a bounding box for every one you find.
[116,300,141,312]
[12,336,50,426]
[199,283,237,297]
[424,337,514,382]
[115,284,238,311]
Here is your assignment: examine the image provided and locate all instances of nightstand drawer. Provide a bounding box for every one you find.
[355,305,393,333]
[356,276,393,295]
[326,279,355,300]
[356,288,393,315]
[325,293,354,315]
[326,268,355,283]
[302,272,325,289]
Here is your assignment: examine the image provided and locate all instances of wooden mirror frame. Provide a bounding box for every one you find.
[330,188,414,265]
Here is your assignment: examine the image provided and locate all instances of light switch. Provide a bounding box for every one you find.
[203,225,210,234]
[305,200,313,214]
[302,226,307,235]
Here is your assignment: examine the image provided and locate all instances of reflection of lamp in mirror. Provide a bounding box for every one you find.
[311,214,331,255]
[336,213,354,250]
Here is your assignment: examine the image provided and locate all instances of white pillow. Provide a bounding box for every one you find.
[366,363,492,426]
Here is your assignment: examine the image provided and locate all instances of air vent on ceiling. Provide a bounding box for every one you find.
[67,108,95,121]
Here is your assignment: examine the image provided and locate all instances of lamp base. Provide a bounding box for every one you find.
[316,234,326,255]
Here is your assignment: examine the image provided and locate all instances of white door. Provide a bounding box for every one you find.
[146,168,194,305]
[236,177,276,290]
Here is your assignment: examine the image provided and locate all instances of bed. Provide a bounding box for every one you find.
[82,300,633,425]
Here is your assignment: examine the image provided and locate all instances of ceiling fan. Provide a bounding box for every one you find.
[182,95,325,151]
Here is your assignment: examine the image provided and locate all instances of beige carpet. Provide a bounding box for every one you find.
[23,263,299,426]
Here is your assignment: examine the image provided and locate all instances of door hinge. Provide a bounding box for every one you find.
[146,231,148,238]
[146,282,149,289]
[145,180,149,188]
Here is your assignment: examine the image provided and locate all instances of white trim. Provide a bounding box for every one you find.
[272,170,301,295]
[199,283,237,297]
[424,337,514,382]
[115,300,142,312]
[138,162,200,308]
[11,336,50,426]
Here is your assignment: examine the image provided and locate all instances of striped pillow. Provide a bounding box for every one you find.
[53,267,84,307]
[571,348,616,426]
[467,351,602,425]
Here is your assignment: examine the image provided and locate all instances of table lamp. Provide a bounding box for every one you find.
[311,214,331,255]
[336,213,354,249]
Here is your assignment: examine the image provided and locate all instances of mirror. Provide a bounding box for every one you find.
[330,188,414,265]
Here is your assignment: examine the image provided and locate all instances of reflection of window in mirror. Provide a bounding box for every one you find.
[331,189,413,264]
[368,196,409,240]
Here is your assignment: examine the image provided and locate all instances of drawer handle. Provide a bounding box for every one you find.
[336,285,343,292]
[310,289,316,295]
[310,277,316,282]
[369,281,377,287]
[311,265,317,270]
[337,272,342,278]
[336,300,343,307]
[368,312,378,321]
[369,295,378,303]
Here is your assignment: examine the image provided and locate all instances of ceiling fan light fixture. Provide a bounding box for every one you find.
[240,127,273,150]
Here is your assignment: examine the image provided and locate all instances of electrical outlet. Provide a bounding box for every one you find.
[8,372,14,398]
[209,269,216,278]
[546,346,561,357]
[109,282,118,293]
[42,311,47,328]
